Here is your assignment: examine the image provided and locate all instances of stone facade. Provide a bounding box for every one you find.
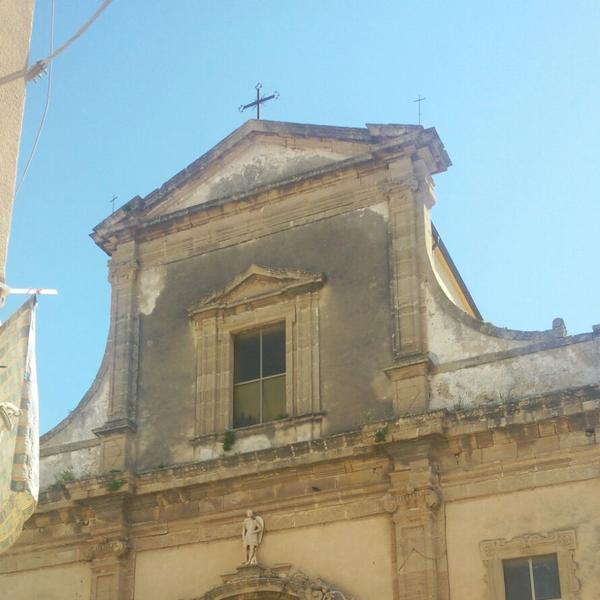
[1,120,598,599]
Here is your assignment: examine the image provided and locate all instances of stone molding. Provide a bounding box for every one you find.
[480,530,580,600]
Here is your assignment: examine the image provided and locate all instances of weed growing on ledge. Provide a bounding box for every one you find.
[222,429,236,452]
[49,468,75,491]
[105,472,126,493]
[374,424,389,443]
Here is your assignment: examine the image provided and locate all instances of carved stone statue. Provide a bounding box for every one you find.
[241,509,264,565]
[0,402,21,432]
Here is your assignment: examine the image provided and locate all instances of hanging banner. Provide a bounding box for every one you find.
[0,297,39,552]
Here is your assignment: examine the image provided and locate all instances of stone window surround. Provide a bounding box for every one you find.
[188,265,324,441]
[479,530,579,600]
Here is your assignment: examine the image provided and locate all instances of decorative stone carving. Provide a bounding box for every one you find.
[382,486,442,514]
[84,538,129,561]
[480,529,577,559]
[242,510,264,565]
[0,402,21,432]
[200,563,355,600]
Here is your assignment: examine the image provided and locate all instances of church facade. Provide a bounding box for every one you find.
[1,120,599,599]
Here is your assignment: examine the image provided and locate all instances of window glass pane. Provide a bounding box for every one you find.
[532,554,561,600]
[262,323,285,377]
[262,375,286,422]
[503,558,533,600]
[233,381,260,428]
[234,330,260,383]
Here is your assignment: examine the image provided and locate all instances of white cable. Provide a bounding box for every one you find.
[14,0,55,197]
[0,0,113,87]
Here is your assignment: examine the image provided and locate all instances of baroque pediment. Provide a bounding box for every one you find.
[189,265,325,318]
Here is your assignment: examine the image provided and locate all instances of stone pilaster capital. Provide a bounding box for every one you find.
[84,537,129,561]
[108,259,139,285]
[383,486,443,517]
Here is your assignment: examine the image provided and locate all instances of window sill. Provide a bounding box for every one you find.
[189,412,325,460]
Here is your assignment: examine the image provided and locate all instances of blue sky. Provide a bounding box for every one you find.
[7,0,600,433]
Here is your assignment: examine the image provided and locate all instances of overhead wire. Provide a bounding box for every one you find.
[14,0,55,197]
[0,0,113,88]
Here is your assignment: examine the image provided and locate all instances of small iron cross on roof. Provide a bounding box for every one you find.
[239,83,279,120]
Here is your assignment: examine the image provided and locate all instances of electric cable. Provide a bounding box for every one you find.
[0,0,113,88]
[14,0,55,197]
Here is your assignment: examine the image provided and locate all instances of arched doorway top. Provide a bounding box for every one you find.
[196,564,354,600]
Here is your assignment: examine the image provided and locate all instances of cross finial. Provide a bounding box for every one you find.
[110,194,117,213]
[413,95,426,125]
[239,83,279,120]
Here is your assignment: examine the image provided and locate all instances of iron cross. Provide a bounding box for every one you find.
[413,95,426,125]
[239,83,279,120]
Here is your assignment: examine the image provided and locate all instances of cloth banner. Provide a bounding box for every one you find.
[0,297,38,552]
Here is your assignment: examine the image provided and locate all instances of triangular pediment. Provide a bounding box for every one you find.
[92,120,450,254]
[146,138,355,220]
[189,265,324,317]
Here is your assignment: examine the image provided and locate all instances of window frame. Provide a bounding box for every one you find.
[480,530,579,600]
[189,265,324,439]
[503,554,561,600]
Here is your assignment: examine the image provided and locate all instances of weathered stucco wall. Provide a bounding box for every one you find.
[134,516,393,600]
[430,335,600,409]
[42,373,110,447]
[425,285,534,364]
[39,443,100,488]
[446,479,600,600]
[134,206,394,469]
[0,562,91,600]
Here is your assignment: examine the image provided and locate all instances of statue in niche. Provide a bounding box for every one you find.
[242,509,264,565]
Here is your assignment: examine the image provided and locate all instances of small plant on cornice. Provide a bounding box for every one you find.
[222,429,236,452]
[49,468,75,491]
[105,472,126,493]
[374,424,389,443]
[274,413,288,421]
[451,398,465,413]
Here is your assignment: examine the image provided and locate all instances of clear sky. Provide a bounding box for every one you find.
[6,0,600,434]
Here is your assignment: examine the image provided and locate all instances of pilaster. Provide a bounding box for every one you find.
[84,495,134,600]
[384,441,449,600]
[384,155,437,414]
[95,241,139,472]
